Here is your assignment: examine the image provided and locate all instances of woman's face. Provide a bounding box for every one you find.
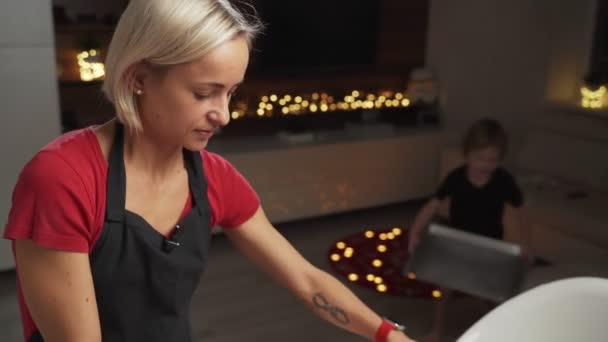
[136,35,250,150]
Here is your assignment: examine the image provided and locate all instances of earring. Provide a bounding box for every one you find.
[135,89,143,95]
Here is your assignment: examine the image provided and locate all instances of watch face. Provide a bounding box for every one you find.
[384,317,406,331]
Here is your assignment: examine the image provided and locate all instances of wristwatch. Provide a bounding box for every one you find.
[375,317,406,342]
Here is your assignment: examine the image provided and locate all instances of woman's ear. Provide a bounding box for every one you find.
[124,61,149,94]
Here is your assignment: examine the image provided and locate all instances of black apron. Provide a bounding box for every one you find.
[29,123,212,341]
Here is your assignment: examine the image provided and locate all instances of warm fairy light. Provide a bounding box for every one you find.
[407,272,416,280]
[330,253,341,262]
[256,109,264,116]
[374,277,383,284]
[348,273,359,282]
[77,49,105,82]
[392,227,402,236]
[336,242,346,249]
[386,233,395,240]
[344,247,354,258]
[364,230,375,238]
[366,274,375,282]
[377,244,387,253]
[581,86,606,109]
[432,290,442,299]
[239,89,411,118]
[379,233,388,241]
[231,111,239,119]
[372,259,383,268]
[377,284,388,293]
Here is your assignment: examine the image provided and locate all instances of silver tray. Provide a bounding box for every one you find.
[404,223,527,302]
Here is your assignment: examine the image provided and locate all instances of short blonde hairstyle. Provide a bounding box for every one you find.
[102,0,262,132]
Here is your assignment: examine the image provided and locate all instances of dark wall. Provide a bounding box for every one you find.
[54,0,429,129]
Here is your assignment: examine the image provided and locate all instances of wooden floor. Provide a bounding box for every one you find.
[0,202,492,342]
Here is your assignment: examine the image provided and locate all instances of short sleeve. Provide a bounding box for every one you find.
[435,168,460,200]
[3,152,95,253]
[501,170,524,208]
[202,152,260,229]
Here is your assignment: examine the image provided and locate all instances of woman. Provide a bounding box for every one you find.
[3,1,416,341]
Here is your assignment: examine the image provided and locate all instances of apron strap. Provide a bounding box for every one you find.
[184,150,208,217]
[105,122,127,223]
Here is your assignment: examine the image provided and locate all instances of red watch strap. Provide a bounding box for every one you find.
[375,320,394,342]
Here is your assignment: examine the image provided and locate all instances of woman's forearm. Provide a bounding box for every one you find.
[297,268,414,341]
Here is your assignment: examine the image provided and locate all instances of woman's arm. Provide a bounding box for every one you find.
[224,207,416,342]
[15,240,101,342]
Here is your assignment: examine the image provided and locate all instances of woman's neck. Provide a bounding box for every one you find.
[123,126,185,181]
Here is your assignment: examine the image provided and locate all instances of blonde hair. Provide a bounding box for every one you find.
[102,0,262,132]
[462,118,509,159]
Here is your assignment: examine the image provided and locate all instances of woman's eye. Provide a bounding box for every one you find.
[194,93,211,100]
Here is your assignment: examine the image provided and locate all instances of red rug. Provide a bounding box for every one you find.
[327,227,441,299]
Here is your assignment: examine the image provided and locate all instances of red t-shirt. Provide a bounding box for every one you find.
[3,126,260,340]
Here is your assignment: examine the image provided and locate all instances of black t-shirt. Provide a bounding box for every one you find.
[435,166,523,239]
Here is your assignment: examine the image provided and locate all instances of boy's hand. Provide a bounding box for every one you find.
[407,232,421,254]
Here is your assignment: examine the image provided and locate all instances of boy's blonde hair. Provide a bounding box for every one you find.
[102,0,262,132]
[462,118,509,158]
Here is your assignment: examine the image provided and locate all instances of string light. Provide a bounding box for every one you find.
[330,254,341,262]
[348,273,359,282]
[77,49,105,82]
[229,89,412,120]
[336,242,346,250]
[377,244,387,253]
[581,86,606,109]
[364,230,375,239]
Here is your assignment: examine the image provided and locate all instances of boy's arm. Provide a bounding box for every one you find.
[408,198,441,253]
[504,204,533,260]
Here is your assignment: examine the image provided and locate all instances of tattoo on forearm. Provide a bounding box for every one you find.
[312,292,350,325]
